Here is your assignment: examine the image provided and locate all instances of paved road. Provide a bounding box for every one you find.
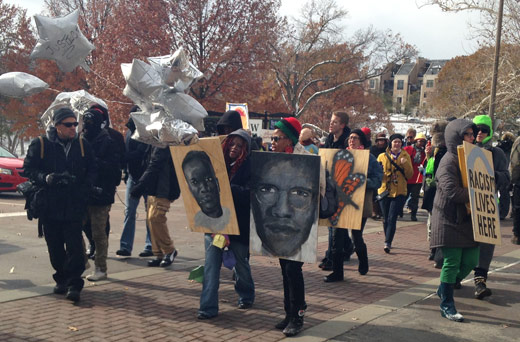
[1,188,519,341]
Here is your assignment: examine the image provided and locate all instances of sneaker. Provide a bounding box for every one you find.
[53,283,67,295]
[160,250,178,267]
[66,289,81,302]
[116,249,131,257]
[148,258,162,267]
[283,317,304,337]
[384,245,390,253]
[138,250,154,257]
[86,269,107,282]
[238,302,253,309]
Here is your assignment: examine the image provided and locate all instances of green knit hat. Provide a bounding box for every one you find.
[473,115,493,144]
[274,117,302,145]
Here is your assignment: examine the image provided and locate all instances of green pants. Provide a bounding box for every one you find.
[440,247,479,284]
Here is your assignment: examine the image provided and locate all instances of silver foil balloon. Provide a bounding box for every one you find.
[121,59,163,109]
[154,91,207,131]
[41,90,107,129]
[0,72,49,98]
[30,10,95,72]
[131,109,198,147]
[147,47,203,93]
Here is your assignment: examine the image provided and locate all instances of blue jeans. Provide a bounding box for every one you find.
[199,234,255,317]
[380,195,406,247]
[119,176,152,253]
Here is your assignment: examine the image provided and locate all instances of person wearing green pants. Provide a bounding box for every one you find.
[430,118,479,322]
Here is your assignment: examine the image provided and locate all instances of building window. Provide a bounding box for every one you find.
[369,79,376,89]
[397,80,404,90]
[424,93,427,98]
[397,97,402,104]
[426,80,434,88]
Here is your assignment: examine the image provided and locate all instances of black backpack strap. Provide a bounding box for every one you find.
[385,152,407,179]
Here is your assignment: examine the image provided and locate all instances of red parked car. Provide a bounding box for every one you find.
[0,146,27,193]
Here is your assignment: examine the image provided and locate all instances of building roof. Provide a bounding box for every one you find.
[425,60,448,75]
[396,63,415,75]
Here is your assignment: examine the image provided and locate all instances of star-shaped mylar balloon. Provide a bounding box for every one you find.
[30,10,95,73]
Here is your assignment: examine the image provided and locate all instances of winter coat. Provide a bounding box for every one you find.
[125,129,150,180]
[23,128,97,221]
[421,146,447,212]
[430,119,477,249]
[403,144,426,184]
[369,144,387,159]
[138,146,181,201]
[376,148,413,198]
[87,129,120,206]
[511,136,520,185]
[223,129,252,245]
[324,126,350,149]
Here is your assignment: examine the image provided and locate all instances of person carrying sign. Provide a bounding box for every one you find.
[430,119,478,322]
[471,115,510,300]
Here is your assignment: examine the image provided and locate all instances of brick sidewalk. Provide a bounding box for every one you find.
[0,218,517,342]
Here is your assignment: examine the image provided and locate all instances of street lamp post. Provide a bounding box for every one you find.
[488,0,505,128]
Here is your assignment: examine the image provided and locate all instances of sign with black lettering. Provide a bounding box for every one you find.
[463,141,501,245]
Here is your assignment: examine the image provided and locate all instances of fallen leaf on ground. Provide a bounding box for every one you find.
[9,266,15,273]
[352,317,359,321]
[68,326,78,331]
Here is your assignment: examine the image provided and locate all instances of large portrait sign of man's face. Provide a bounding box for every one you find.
[250,151,320,263]
[182,151,223,218]
[170,137,240,235]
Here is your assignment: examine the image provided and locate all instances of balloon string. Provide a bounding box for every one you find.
[90,69,124,91]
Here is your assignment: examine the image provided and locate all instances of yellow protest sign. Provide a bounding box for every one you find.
[463,141,501,245]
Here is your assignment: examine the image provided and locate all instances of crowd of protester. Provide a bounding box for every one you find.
[22,105,520,336]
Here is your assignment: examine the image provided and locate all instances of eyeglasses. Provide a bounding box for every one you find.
[255,184,313,209]
[271,136,287,142]
[60,122,79,128]
[477,125,490,134]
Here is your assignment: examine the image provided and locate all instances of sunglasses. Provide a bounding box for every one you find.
[271,136,287,142]
[477,125,490,134]
[60,122,79,128]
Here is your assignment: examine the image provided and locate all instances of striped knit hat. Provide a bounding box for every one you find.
[275,117,302,145]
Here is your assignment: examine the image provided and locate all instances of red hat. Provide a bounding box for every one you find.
[275,117,302,145]
[361,127,371,136]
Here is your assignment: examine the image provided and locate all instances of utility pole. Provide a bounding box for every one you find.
[488,0,505,128]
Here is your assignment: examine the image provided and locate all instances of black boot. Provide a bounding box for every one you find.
[428,248,436,261]
[275,316,290,330]
[356,244,369,275]
[323,251,343,282]
[283,316,304,337]
[454,278,462,290]
[474,276,492,299]
[437,282,464,322]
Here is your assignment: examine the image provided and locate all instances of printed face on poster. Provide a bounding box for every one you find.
[226,102,248,129]
[170,137,239,235]
[463,141,501,245]
[319,149,369,229]
[249,151,320,263]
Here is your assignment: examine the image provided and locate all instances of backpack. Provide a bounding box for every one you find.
[319,170,338,219]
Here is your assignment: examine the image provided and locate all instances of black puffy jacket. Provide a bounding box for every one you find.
[137,146,181,201]
[23,128,97,221]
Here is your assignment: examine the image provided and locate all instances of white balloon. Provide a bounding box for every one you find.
[121,59,163,110]
[0,72,49,98]
[154,91,207,131]
[30,10,95,73]
[41,90,107,129]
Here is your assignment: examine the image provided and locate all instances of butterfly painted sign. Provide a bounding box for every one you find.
[319,149,369,229]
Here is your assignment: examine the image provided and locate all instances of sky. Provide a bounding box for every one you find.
[10,0,480,60]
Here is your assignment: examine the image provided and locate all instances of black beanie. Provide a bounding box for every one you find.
[389,133,404,144]
[350,128,368,148]
[53,107,76,125]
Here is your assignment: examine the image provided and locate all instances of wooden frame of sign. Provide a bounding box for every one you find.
[170,137,240,235]
[318,148,369,230]
[461,141,501,245]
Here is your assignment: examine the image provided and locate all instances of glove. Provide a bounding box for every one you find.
[46,172,74,187]
[130,182,145,199]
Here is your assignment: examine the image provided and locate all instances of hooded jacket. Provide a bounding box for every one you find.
[430,119,477,249]
[23,128,97,221]
[473,115,510,192]
[224,129,252,245]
